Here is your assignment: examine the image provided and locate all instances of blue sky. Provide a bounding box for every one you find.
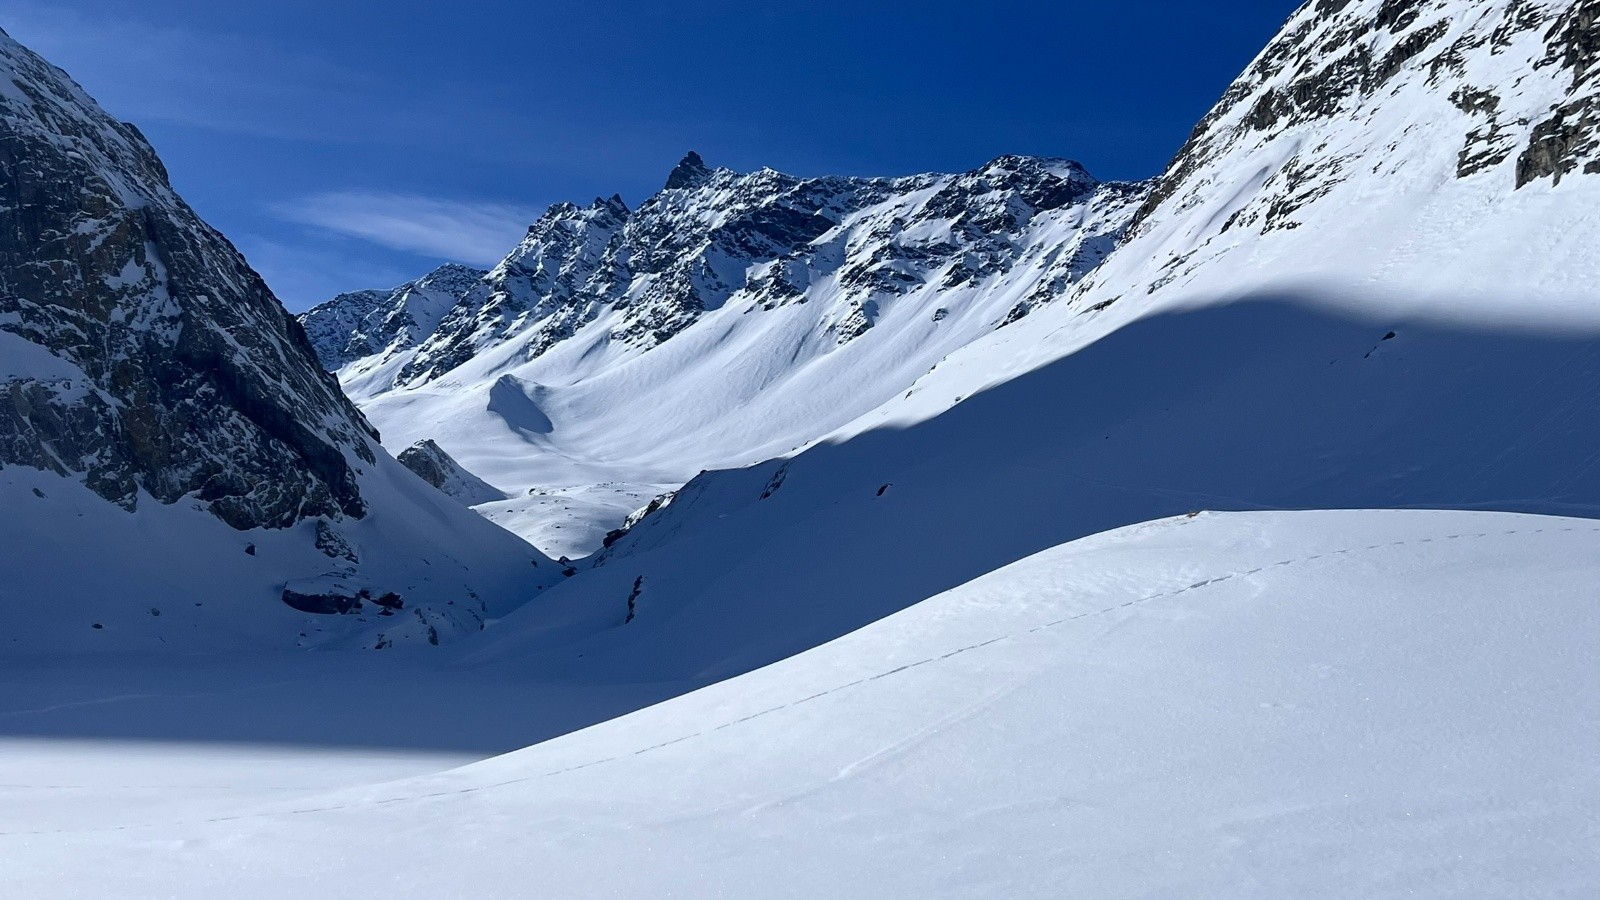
[1,0,1300,311]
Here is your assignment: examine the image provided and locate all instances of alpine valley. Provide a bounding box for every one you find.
[2,1,1598,897]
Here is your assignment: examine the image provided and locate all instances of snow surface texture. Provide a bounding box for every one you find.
[303,155,1147,556]
[3,511,1596,897]
[0,27,557,652]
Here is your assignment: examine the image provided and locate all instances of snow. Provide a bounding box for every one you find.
[3,2,1599,894]
[326,160,1143,555]
[2,510,1596,897]
[0,455,553,656]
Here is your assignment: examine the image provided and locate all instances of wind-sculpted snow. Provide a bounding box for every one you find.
[4,510,1596,897]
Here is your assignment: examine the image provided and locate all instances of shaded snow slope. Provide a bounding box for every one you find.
[473,294,1600,709]
[5,510,1595,897]
[0,462,550,655]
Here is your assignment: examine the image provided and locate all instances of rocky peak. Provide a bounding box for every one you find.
[664,150,713,190]
[298,263,489,372]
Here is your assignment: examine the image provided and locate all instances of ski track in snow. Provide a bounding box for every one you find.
[6,518,1590,840]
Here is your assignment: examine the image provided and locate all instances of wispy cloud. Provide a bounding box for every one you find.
[272,192,539,266]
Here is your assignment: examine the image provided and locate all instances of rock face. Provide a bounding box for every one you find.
[0,27,378,530]
[309,153,1146,392]
[396,438,504,505]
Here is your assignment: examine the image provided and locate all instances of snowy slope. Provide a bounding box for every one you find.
[0,28,557,652]
[400,0,1600,717]
[307,156,1147,555]
[3,510,1595,897]
[309,2,1600,561]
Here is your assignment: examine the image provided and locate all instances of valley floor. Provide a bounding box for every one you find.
[2,509,1595,897]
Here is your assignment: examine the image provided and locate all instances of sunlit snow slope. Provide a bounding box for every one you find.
[5,510,1595,898]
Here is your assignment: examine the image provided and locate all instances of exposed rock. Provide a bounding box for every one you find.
[395,438,504,505]
[664,151,713,190]
[314,519,359,563]
[0,27,378,530]
[298,264,488,371]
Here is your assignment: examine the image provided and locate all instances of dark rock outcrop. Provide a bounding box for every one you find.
[395,438,504,505]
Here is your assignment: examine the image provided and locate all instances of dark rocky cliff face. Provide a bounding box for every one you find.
[0,28,379,529]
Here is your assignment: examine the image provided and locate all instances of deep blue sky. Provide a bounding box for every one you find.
[1,1,1301,310]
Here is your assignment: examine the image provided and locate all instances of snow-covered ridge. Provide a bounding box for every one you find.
[299,263,488,372]
[313,153,1144,395]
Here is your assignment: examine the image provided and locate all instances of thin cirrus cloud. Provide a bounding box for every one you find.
[272,192,540,267]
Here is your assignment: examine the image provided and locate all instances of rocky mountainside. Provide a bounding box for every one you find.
[307,153,1145,394]
[396,438,505,506]
[300,262,487,372]
[0,27,380,531]
[1069,0,1600,310]
[302,153,1146,553]
[0,28,554,653]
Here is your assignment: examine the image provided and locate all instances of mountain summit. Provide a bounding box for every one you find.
[664,150,713,190]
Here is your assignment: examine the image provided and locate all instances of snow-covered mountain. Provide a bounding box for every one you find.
[299,263,487,372]
[312,0,1600,561]
[302,154,1147,553]
[440,0,1600,719]
[0,27,554,654]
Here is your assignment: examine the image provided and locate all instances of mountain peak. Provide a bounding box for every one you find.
[664,151,712,190]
